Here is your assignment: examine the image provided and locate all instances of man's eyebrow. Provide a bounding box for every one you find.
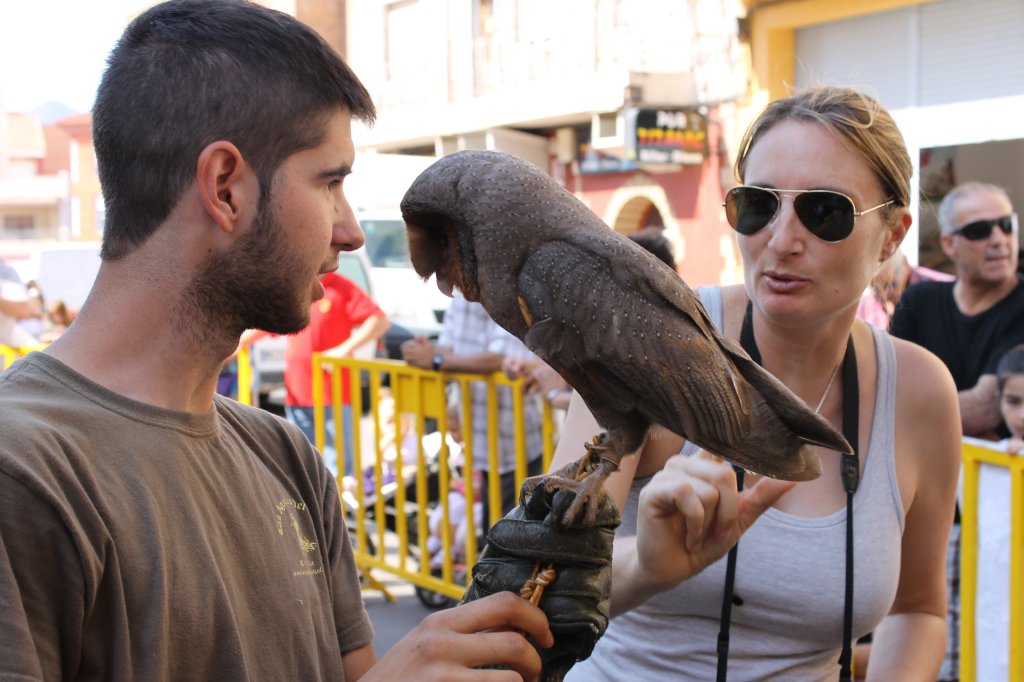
[317,164,352,180]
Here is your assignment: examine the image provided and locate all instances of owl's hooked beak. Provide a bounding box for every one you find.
[436,272,455,298]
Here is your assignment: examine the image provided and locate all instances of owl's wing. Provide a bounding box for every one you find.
[606,238,851,453]
[516,240,751,445]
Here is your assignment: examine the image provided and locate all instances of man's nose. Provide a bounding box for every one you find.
[334,199,364,252]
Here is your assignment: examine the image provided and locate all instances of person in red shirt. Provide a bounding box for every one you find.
[247,272,389,476]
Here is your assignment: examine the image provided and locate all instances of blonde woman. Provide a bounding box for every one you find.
[558,86,960,681]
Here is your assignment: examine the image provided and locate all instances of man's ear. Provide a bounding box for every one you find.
[196,141,259,235]
[940,234,957,262]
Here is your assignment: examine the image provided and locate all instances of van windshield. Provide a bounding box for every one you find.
[336,253,371,294]
[361,219,411,269]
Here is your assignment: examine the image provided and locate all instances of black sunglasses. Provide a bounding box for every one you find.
[950,214,1018,241]
[723,185,894,243]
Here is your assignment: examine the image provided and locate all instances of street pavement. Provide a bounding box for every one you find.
[363,568,448,654]
[353,414,471,655]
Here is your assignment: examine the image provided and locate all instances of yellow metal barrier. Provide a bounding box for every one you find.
[0,344,47,370]
[2,342,256,408]
[13,341,1023,672]
[960,438,1024,682]
[235,346,253,406]
[312,354,559,603]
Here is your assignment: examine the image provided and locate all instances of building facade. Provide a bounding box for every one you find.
[0,108,68,242]
[337,0,750,287]
[318,0,1022,279]
[5,0,1017,277]
[740,0,1024,270]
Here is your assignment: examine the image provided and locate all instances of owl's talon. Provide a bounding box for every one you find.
[520,433,622,526]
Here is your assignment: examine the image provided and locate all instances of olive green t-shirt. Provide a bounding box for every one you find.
[0,352,373,680]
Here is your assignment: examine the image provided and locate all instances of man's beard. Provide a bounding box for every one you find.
[181,197,316,342]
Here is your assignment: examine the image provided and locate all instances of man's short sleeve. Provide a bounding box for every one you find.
[338,277,384,325]
[0,470,84,680]
[319,473,375,653]
[485,317,533,358]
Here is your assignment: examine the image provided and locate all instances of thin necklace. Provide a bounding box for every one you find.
[814,360,842,415]
[735,300,860,682]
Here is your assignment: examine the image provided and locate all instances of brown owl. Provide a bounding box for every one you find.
[401,150,849,525]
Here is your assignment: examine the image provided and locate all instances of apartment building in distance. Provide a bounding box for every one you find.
[3,0,1019,278]
[298,0,1024,278]
[334,0,750,286]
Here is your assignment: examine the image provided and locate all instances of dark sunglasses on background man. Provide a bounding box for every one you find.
[949,214,1018,241]
[723,185,894,243]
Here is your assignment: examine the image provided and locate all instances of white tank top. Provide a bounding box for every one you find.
[567,285,905,681]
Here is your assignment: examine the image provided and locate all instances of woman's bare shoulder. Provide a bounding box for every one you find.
[889,333,961,470]
[890,335,958,403]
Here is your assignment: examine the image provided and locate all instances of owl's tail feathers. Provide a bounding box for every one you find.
[735,354,853,456]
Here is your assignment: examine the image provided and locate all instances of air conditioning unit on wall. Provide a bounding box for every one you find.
[589,111,626,152]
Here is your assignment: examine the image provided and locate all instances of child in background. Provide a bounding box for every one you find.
[996,344,1024,453]
[969,342,1024,681]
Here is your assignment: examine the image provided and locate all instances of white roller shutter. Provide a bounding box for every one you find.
[794,8,915,110]
[918,0,1024,105]
[795,0,1024,111]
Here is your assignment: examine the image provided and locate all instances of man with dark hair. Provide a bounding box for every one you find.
[0,2,551,680]
[628,227,676,269]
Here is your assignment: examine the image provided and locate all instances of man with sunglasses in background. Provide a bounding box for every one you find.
[892,181,1024,439]
[890,180,1023,682]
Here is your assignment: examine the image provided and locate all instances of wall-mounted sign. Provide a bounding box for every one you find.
[631,108,708,165]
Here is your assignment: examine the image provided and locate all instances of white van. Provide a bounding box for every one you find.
[358,210,450,330]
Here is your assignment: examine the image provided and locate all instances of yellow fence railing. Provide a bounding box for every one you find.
[960,438,1024,682]
[0,343,47,370]
[311,354,558,603]
[13,341,1019,675]
[235,346,253,406]
[2,342,255,405]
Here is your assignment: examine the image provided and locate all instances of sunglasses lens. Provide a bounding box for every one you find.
[726,187,778,235]
[959,221,992,240]
[957,216,1015,241]
[793,191,855,242]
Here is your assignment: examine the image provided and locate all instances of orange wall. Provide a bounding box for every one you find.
[57,115,102,241]
[571,116,739,287]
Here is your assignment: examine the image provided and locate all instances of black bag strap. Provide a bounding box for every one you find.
[715,467,744,682]
[716,301,859,682]
[838,331,860,682]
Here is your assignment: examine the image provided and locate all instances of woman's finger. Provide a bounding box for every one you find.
[664,452,744,544]
[645,460,726,552]
[736,478,796,535]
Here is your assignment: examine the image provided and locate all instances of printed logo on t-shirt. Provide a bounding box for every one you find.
[274,498,324,577]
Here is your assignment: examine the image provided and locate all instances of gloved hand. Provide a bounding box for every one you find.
[460,464,621,682]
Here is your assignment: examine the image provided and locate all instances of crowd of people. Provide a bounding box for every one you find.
[0,1,1019,681]
[889,180,1024,681]
[0,260,76,349]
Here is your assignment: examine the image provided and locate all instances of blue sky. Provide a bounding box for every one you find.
[0,1,156,114]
